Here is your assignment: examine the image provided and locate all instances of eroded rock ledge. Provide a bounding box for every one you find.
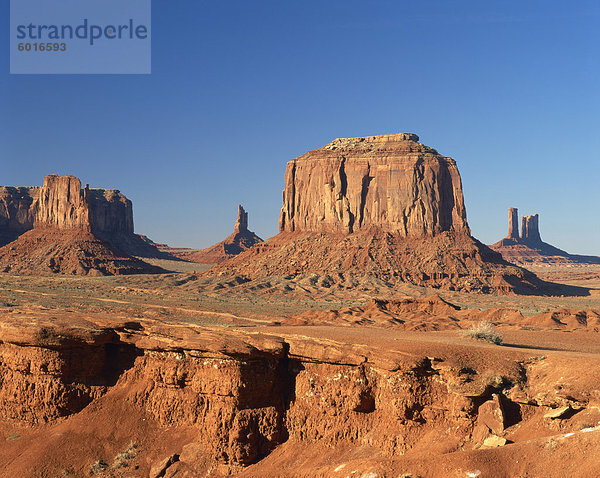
[1,307,599,476]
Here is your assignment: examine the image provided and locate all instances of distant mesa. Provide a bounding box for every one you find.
[0,174,167,276]
[490,208,600,266]
[208,133,551,295]
[185,205,263,264]
[0,174,132,241]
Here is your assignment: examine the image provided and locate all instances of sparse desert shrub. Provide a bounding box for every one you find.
[90,459,109,475]
[112,442,138,468]
[461,321,503,345]
[35,326,61,344]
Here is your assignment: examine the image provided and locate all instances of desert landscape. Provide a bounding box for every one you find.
[4,2,599,477]
[0,133,599,477]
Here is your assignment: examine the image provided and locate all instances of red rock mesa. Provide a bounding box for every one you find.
[279,133,469,236]
[0,174,164,275]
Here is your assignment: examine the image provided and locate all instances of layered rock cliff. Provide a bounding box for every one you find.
[279,133,470,236]
[0,187,36,245]
[2,304,600,476]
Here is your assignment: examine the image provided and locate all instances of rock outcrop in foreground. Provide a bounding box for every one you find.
[2,300,600,476]
[186,205,263,264]
[490,208,600,266]
[0,175,165,275]
[210,134,549,294]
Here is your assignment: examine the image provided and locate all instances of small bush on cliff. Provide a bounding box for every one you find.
[461,322,503,345]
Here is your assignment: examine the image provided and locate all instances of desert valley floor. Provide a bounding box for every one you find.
[0,261,599,477]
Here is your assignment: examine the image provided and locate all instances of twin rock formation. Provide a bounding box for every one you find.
[504,208,542,244]
[211,133,543,294]
[490,208,600,265]
[0,175,163,275]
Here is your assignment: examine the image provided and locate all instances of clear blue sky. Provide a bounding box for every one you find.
[2,1,599,254]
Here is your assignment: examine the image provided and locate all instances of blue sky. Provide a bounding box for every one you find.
[2,1,599,253]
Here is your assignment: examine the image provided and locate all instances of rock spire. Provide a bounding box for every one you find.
[508,207,519,239]
[234,205,249,233]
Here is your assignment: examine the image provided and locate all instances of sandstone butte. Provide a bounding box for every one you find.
[209,133,551,295]
[490,207,600,266]
[0,174,165,275]
[279,133,469,236]
[185,205,263,264]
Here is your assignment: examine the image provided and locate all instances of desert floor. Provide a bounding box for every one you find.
[0,263,599,477]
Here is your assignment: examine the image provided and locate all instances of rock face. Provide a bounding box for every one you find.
[235,204,249,233]
[521,213,541,243]
[186,205,263,264]
[0,187,36,231]
[0,187,36,245]
[208,134,550,295]
[35,175,92,230]
[490,208,600,266]
[279,133,470,236]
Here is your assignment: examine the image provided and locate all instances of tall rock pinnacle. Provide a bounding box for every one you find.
[187,205,262,264]
[235,205,249,233]
[508,207,519,239]
[499,208,542,244]
[490,208,600,265]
